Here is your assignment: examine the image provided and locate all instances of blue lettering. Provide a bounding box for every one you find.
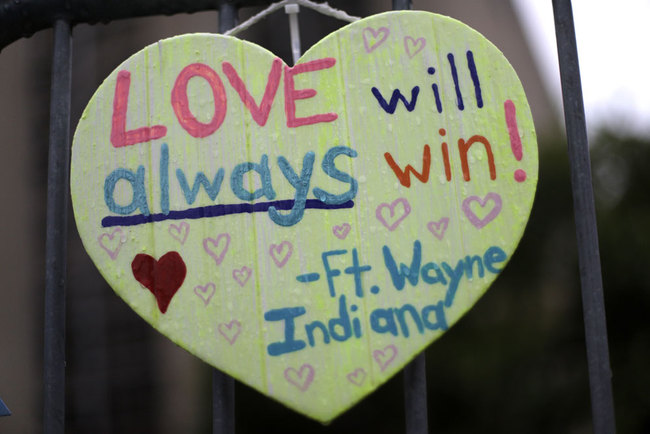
[160,143,169,214]
[344,248,371,298]
[484,246,507,273]
[230,154,276,201]
[383,241,421,290]
[370,308,398,336]
[441,260,464,307]
[321,249,346,298]
[176,168,225,205]
[421,301,448,331]
[371,86,420,114]
[104,166,150,216]
[305,320,329,347]
[264,307,306,356]
[421,262,447,285]
[313,146,358,204]
[464,255,484,279]
[393,304,424,337]
[268,152,314,226]
[329,295,352,341]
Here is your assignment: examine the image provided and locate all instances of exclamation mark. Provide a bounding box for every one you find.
[504,100,527,182]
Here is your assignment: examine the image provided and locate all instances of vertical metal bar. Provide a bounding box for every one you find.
[404,355,428,434]
[392,0,412,11]
[44,17,72,434]
[218,0,239,35]
[551,1,616,433]
[390,2,428,433]
[213,3,238,434]
[212,370,235,434]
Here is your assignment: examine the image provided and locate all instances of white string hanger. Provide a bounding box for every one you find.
[285,3,302,64]
[223,0,361,64]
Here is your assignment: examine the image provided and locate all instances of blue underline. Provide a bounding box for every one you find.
[101,199,354,227]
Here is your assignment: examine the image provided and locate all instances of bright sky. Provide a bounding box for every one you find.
[511,0,650,137]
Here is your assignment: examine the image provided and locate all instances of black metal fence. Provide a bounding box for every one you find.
[0,0,616,433]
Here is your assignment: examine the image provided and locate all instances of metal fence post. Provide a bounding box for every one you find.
[551,1,616,433]
[43,17,72,434]
[390,2,429,434]
[213,3,238,434]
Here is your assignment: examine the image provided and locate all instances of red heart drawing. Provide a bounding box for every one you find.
[131,251,187,313]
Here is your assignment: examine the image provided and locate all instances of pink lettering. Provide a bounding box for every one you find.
[222,58,282,127]
[284,58,338,128]
[110,70,167,148]
[171,63,227,138]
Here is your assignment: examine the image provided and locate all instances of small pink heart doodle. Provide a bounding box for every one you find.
[373,345,398,372]
[218,320,242,345]
[269,241,293,268]
[427,217,449,240]
[363,26,390,53]
[332,223,351,240]
[194,282,216,305]
[284,364,315,392]
[404,36,426,58]
[97,228,125,260]
[203,234,231,265]
[462,193,503,229]
[232,266,252,287]
[346,368,367,386]
[376,198,411,231]
[168,221,189,244]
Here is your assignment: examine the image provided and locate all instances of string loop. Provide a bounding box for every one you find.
[223,0,360,39]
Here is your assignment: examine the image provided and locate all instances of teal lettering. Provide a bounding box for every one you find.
[370,308,398,336]
[421,301,448,330]
[393,303,424,337]
[421,262,447,285]
[104,166,150,216]
[484,246,507,273]
[305,320,330,347]
[313,146,358,204]
[230,154,276,201]
[329,295,352,341]
[382,240,421,290]
[176,169,225,204]
[442,260,465,307]
[268,152,314,226]
[464,255,484,279]
[264,307,306,356]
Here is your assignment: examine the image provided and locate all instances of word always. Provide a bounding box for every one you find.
[104,144,357,227]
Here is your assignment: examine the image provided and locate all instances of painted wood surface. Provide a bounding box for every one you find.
[70,11,538,422]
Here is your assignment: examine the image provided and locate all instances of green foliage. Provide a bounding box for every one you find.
[591,131,650,434]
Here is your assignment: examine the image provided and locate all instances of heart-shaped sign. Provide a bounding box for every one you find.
[71,11,538,422]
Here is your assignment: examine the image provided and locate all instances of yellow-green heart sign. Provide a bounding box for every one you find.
[71,10,538,422]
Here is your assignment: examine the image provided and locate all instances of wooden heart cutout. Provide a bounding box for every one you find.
[71,11,538,422]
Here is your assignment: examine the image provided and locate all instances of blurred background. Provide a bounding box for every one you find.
[0,0,648,432]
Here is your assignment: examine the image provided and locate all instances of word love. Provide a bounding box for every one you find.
[111,58,337,148]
